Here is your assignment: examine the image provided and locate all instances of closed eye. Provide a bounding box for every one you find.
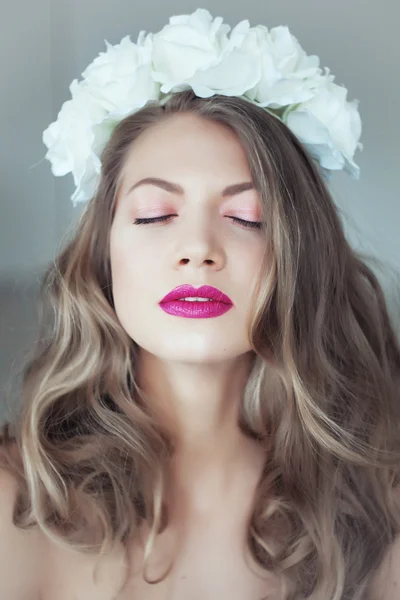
[229,216,262,230]
[133,215,174,225]
[133,215,262,230]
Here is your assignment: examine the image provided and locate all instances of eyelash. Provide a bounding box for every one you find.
[133,215,263,230]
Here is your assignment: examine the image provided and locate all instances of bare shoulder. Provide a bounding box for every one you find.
[368,486,400,600]
[369,534,400,600]
[0,440,127,600]
[0,442,43,600]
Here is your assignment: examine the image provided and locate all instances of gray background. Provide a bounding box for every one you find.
[1,0,399,424]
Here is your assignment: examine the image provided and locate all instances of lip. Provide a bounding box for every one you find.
[159,285,233,319]
[160,285,233,304]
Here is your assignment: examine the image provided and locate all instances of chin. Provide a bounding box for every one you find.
[139,337,251,365]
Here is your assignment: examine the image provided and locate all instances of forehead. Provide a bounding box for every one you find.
[120,113,252,185]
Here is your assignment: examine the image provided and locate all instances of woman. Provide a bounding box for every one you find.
[1,89,400,600]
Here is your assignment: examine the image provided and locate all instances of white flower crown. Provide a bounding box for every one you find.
[42,8,363,207]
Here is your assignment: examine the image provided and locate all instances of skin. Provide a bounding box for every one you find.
[1,112,399,599]
[109,112,267,520]
[105,112,277,596]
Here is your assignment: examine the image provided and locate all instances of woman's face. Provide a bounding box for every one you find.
[109,113,265,363]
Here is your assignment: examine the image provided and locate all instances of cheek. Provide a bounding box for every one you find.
[110,232,161,294]
[231,238,264,279]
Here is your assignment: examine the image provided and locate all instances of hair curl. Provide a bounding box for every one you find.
[1,89,400,600]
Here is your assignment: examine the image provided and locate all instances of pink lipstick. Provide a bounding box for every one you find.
[159,284,233,319]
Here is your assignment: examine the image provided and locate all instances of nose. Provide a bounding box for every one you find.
[173,212,226,272]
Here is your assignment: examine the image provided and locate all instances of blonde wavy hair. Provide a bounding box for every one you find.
[1,89,400,600]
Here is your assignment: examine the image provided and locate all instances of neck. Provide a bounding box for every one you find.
[136,349,256,449]
[136,350,265,515]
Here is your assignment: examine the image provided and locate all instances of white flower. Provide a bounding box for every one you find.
[151,8,261,97]
[285,78,363,178]
[245,25,327,108]
[42,80,107,205]
[81,32,159,119]
[42,9,363,204]
[42,34,160,205]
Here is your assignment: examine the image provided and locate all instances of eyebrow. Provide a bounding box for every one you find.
[126,177,255,197]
